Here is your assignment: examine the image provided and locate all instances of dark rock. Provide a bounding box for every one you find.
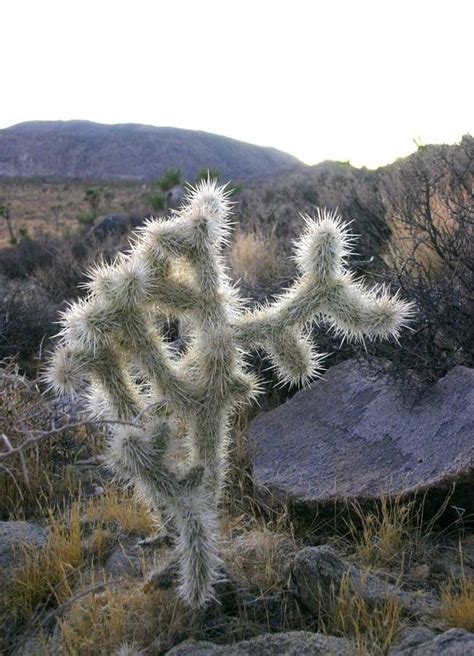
[389,628,474,655]
[90,214,143,240]
[391,627,436,649]
[104,537,142,577]
[291,546,438,617]
[0,521,49,573]
[145,560,180,590]
[165,631,352,655]
[247,360,474,507]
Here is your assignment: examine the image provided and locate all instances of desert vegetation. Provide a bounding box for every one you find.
[0,140,473,654]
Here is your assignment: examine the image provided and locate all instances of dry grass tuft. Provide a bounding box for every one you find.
[344,492,453,573]
[223,527,297,593]
[85,487,156,535]
[6,502,83,623]
[440,557,474,632]
[59,580,188,656]
[320,571,403,654]
[346,496,416,570]
[228,229,285,285]
[0,363,84,518]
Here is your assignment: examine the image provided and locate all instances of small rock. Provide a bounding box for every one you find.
[12,635,50,656]
[408,564,431,581]
[0,521,49,572]
[104,538,142,577]
[165,631,353,655]
[389,628,474,655]
[392,627,436,649]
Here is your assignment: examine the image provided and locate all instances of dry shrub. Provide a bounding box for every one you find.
[85,487,156,536]
[377,137,473,382]
[0,280,58,366]
[59,582,187,656]
[223,527,297,593]
[0,362,85,518]
[228,229,285,285]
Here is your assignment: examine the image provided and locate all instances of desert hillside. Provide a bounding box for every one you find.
[0,121,302,181]
[0,137,472,656]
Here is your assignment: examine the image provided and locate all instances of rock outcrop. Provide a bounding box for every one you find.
[247,361,473,507]
[166,631,352,655]
[291,546,438,618]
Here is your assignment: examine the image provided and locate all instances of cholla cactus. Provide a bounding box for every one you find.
[47,181,411,608]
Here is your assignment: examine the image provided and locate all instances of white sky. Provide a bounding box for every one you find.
[2,0,473,168]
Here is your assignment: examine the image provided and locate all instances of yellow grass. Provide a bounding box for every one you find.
[440,552,474,632]
[59,581,187,656]
[321,571,403,654]
[228,229,284,284]
[347,496,415,570]
[6,502,83,622]
[344,492,452,572]
[85,487,155,535]
[223,527,297,593]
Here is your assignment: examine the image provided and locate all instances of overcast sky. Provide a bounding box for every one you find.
[2,0,473,167]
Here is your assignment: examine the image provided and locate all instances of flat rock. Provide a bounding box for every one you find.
[247,361,474,506]
[389,628,474,655]
[166,631,352,655]
[0,521,49,572]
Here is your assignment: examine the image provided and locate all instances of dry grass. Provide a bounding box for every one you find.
[0,362,86,519]
[343,492,454,573]
[0,179,151,246]
[228,228,285,285]
[223,526,297,593]
[440,550,474,631]
[320,571,403,655]
[346,496,416,570]
[85,487,156,535]
[5,502,83,623]
[59,581,187,655]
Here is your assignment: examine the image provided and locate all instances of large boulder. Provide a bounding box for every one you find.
[247,361,473,507]
[166,632,352,655]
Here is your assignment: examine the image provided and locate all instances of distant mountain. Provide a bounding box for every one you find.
[0,121,302,181]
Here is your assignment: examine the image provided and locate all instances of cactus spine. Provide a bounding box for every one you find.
[47,182,412,608]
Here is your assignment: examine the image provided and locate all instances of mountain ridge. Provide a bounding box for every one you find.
[0,120,303,181]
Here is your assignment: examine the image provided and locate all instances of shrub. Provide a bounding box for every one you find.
[157,168,182,192]
[377,136,474,382]
[148,193,165,213]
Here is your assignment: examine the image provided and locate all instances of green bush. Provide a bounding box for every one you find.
[157,168,182,192]
[149,193,165,212]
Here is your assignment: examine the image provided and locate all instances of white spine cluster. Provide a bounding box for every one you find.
[47,181,412,608]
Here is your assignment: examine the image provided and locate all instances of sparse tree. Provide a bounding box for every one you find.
[0,204,17,245]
